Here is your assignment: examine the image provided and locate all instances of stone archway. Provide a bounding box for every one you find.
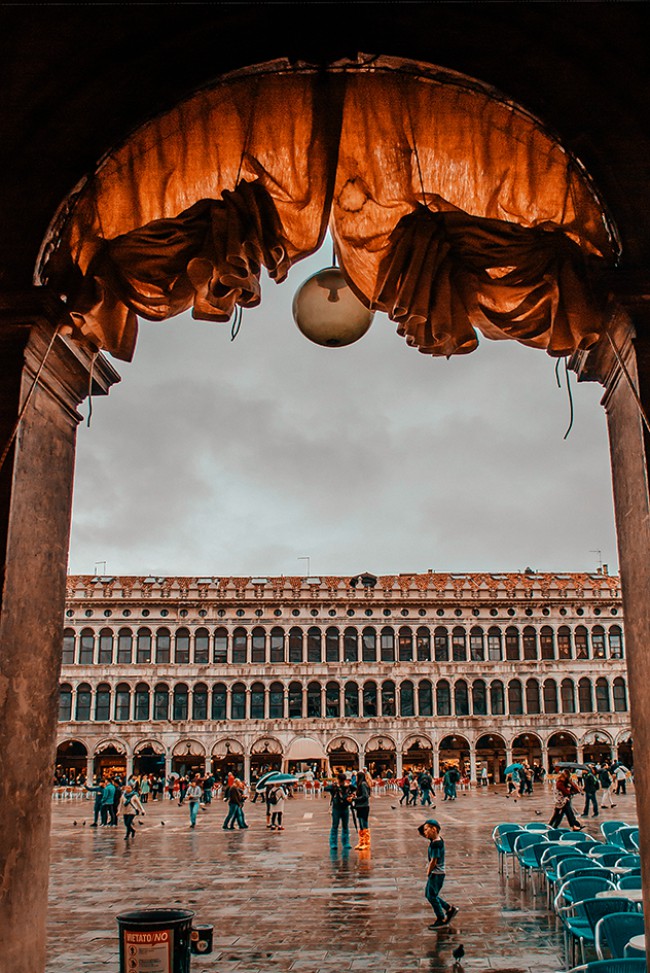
[133,739,166,777]
[54,740,88,783]
[364,735,396,778]
[511,732,543,769]
[547,731,578,772]
[171,738,206,777]
[616,732,634,769]
[402,734,434,774]
[211,738,245,781]
[93,739,127,780]
[475,733,507,785]
[582,730,614,766]
[439,734,470,778]
[327,736,359,775]
[250,737,283,779]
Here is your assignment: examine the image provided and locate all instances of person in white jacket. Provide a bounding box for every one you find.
[269,784,287,830]
[117,783,145,840]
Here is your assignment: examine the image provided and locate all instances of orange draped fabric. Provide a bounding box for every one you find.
[39,56,616,361]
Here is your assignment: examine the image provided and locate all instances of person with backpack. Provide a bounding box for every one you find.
[419,770,434,806]
[268,783,287,830]
[325,773,354,850]
[581,765,600,818]
[353,770,371,850]
[117,782,145,840]
[598,762,617,808]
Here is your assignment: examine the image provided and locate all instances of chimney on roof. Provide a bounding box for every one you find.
[603,564,609,575]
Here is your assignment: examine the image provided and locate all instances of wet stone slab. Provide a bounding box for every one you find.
[46,784,638,972]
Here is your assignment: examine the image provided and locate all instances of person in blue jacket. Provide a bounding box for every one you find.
[84,780,105,826]
[418,818,459,929]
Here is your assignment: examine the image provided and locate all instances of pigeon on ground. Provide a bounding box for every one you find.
[452,943,465,965]
[535,810,542,816]
[161,821,165,826]
[73,820,77,826]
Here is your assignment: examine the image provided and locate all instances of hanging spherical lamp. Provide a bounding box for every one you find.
[292,267,374,347]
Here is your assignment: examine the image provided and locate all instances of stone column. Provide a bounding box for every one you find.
[243,751,251,784]
[0,293,120,973]
[395,749,403,779]
[86,754,95,784]
[469,747,477,784]
[572,306,650,957]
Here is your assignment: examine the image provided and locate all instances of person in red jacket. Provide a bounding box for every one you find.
[549,768,583,830]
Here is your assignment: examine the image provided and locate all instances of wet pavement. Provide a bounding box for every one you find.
[47,784,639,973]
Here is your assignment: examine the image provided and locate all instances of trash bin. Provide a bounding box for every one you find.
[190,923,214,954]
[117,908,194,973]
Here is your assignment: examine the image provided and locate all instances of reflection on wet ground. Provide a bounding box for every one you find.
[47,784,638,971]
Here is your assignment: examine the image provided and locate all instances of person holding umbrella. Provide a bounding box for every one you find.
[549,768,583,829]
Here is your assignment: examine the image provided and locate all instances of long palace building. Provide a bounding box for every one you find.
[56,569,632,784]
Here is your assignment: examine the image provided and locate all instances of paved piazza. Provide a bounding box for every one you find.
[47,784,638,973]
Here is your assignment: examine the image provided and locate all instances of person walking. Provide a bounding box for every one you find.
[99,778,115,826]
[223,778,248,829]
[408,774,419,806]
[85,780,105,826]
[614,764,628,795]
[419,770,434,806]
[581,765,600,818]
[548,768,583,829]
[598,762,617,808]
[353,770,372,850]
[269,782,286,830]
[399,775,410,806]
[118,783,145,840]
[111,779,122,827]
[325,772,354,850]
[418,818,459,929]
[139,776,150,804]
[186,775,203,828]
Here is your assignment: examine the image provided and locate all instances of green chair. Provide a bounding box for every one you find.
[595,911,645,959]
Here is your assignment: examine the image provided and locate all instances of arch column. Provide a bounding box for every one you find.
[0,294,119,973]
[243,752,251,784]
[469,748,477,784]
[395,750,403,779]
[86,754,94,784]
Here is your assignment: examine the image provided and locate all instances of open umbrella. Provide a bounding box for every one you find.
[555,762,589,770]
[255,772,299,793]
[503,763,524,775]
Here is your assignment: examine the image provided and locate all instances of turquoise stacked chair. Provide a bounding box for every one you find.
[492,823,522,876]
[591,845,629,860]
[601,821,629,842]
[543,847,591,905]
[616,855,642,871]
[595,911,645,959]
[557,857,598,883]
[615,828,641,853]
[524,821,551,832]
[557,961,647,972]
[617,874,643,891]
[560,897,638,967]
[513,832,548,890]
[629,833,640,852]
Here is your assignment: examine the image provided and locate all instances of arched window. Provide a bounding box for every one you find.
[609,625,624,659]
[434,627,449,662]
[251,627,266,664]
[470,627,484,661]
[575,625,589,659]
[193,682,208,720]
[561,678,576,714]
[172,683,188,721]
[75,683,92,720]
[523,626,538,660]
[543,678,558,714]
[62,629,75,665]
[136,628,152,664]
[507,679,523,715]
[250,681,265,720]
[398,627,413,662]
[115,682,131,721]
[557,625,572,660]
[175,628,190,665]
[452,627,467,662]
[595,677,610,713]
[416,627,431,662]
[400,680,415,717]
[233,627,248,664]
[343,628,358,663]
[381,679,396,716]
[362,627,377,663]
[213,627,228,664]
[269,681,284,719]
[325,628,339,663]
[288,681,303,719]
[288,628,303,664]
[344,681,359,718]
[362,680,377,717]
[155,628,171,664]
[79,629,94,665]
[211,683,227,721]
[307,627,322,664]
[380,627,395,663]
[505,627,520,661]
[525,678,541,714]
[613,677,627,712]
[487,627,502,661]
[117,628,133,664]
[98,629,113,665]
[490,680,505,715]
[134,682,150,721]
[153,683,169,721]
[270,627,285,664]
[231,682,247,720]
[591,625,606,659]
[454,679,469,716]
[58,684,72,721]
[578,677,593,713]
[540,626,554,660]
[194,628,210,664]
[419,679,434,716]
[473,679,487,715]
[95,683,111,721]
[325,681,340,718]
[435,679,450,716]
[307,681,322,717]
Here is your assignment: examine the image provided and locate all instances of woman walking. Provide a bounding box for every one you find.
[269,783,287,830]
[549,768,583,830]
[118,783,145,840]
[353,769,372,851]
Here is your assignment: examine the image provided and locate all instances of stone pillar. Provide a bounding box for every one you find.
[243,751,251,785]
[469,747,477,784]
[395,749,403,779]
[572,306,650,956]
[126,752,134,779]
[86,755,95,784]
[0,293,119,973]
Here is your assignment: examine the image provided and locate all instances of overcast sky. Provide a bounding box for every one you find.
[68,244,619,579]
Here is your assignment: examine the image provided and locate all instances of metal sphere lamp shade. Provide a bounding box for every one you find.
[292,267,374,347]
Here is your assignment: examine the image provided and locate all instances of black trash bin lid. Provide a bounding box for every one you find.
[117,909,195,928]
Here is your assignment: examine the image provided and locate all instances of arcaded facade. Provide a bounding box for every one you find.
[56,570,631,784]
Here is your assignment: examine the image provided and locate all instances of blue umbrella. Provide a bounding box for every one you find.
[255,772,298,793]
[503,763,524,775]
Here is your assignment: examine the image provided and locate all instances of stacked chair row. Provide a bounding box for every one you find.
[492,821,645,973]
